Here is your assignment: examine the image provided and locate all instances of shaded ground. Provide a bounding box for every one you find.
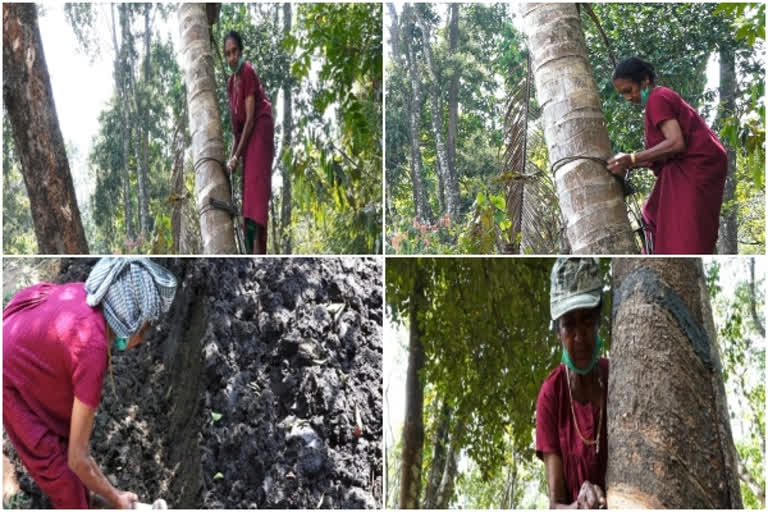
[3,257,383,508]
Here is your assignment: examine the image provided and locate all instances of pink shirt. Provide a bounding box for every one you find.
[227,61,273,140]
[536,359,609,503]
[3,282,108,439]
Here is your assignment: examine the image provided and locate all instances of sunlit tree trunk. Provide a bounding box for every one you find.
[400,269,425,508]
[3,3,89,254]
[416,7,458,221]
[178,3,236,253]
[280,2,293,254]
[716,45,737,254]
[522,3,636,254]
[402,4,433,224]
[608,258,742,508]
[447,4,459,199]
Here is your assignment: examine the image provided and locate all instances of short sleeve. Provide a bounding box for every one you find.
[536,376,560,459]
[645,89,679,130]
[71,320,108,410]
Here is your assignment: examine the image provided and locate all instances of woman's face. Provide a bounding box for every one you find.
[126,322,151,350]
[225,38,242,72]
[613,77,645,104]
[557,307,600,370]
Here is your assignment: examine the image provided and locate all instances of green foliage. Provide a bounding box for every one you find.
[3,110,37,254]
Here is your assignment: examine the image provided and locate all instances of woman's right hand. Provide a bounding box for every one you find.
[113,490,139,509]
[576,480,606,509]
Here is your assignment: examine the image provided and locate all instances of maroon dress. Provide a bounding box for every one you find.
[227,61,275,232]
[536,359,608,503]
[642,86,727,254]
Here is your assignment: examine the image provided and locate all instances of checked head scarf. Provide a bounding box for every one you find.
[84,258,177,338]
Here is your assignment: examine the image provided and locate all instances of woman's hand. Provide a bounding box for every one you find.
[576,480,606,509]
[607,153,632,175]
[114,490,139,509]
[226,155,239,174]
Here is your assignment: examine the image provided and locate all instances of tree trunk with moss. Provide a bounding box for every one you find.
[607,258,742,508]
[178,3,236,253]
[521,3,636,254]
[3,3,89,254]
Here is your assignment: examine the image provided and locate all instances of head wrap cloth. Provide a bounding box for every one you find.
[85,258,177,338]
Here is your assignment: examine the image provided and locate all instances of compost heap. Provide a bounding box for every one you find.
[3,258,383,509]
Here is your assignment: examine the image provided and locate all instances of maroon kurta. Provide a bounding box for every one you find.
[4,283,108,509]
[227,61,275,229]
[536,359,608,504]
[642,86,727,254]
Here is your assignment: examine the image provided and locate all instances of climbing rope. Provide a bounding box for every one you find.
[192,156,245,254]
[550,155,653,254]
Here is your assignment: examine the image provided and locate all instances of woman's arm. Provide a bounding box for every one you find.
[68,397,138,509]
[228,94,256,171]
[607,118,686,174]
[543,453,606,509]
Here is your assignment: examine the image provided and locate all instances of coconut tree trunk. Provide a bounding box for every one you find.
[402,4,433,224]
[178,3,236,253]
[607,258,742,508]
[2,3,89,254]
[716,45,737,254]
[416,8,458,221]
[521,3,636,254]
[280,2,293,254]
[399,269,426,509]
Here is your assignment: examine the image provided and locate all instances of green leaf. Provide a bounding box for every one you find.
[211,412,223,422]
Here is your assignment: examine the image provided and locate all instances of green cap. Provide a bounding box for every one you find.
[550,258,602,321]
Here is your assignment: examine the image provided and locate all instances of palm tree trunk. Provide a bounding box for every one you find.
[522,3,636,254]
[178,3,236,253]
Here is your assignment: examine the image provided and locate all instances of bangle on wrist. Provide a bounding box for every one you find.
[630,152,637,166]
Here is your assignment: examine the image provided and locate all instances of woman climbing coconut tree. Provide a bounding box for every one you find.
[3,258,177,509]
[536,258,608,509]
[607,57,728,255]
[224,30,275,255]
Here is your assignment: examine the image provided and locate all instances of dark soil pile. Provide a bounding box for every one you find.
[3,258,382,509]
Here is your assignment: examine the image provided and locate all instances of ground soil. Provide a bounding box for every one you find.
[3,257,382,509]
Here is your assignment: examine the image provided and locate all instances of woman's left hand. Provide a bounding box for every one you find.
[607,153,632,175]
[226,156,238,173]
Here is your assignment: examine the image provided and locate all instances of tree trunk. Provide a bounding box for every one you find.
[402,4,433,224]
[3,3,89,254]
[178,3,236,253]
[521,4,636,254]
[716,45,738,254]
[748,258,765,337]
[399,270,426,509]
[416,8,458,221]
[136,2,152,238]
[447,4,459,200]
[422,401,451,508]
[607,258,742,508]
[434,417,465,508]
[170,105,188,254]
[280,2,293,254]
[112,3,136,241]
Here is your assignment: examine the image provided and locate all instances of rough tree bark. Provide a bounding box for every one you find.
[716,45,738,254]
[416,7,459,221]
[3,3,89,254]
[401,4,433,224]
[522,4,637,254]
[607,258,742,508]
[399,270,426,509]
[446,4,459,198]
[178,3,236,253]
[280,2,293,254]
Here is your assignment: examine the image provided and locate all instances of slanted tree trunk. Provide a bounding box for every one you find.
[178,3,236,253]
[434,417,465,508]
[716,45,737,254]
[400,269,426,509]
[416,8,458,221]
[608,258,742,508]
[3,3,89,254]
[280,2,293,254]
[447,3,459,200]
[522,4,636,254]
[401,4,433,224]
[422,401,451,508]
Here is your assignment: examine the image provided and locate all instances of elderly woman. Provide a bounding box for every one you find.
[607,57,728,254]
[536,258,607,509]
[224,30,275,255]
[3,258,177,509]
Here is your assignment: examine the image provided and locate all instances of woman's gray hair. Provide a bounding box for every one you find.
[85,258,177,338]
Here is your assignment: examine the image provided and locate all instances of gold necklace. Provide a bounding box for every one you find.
[565,366,603,455]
